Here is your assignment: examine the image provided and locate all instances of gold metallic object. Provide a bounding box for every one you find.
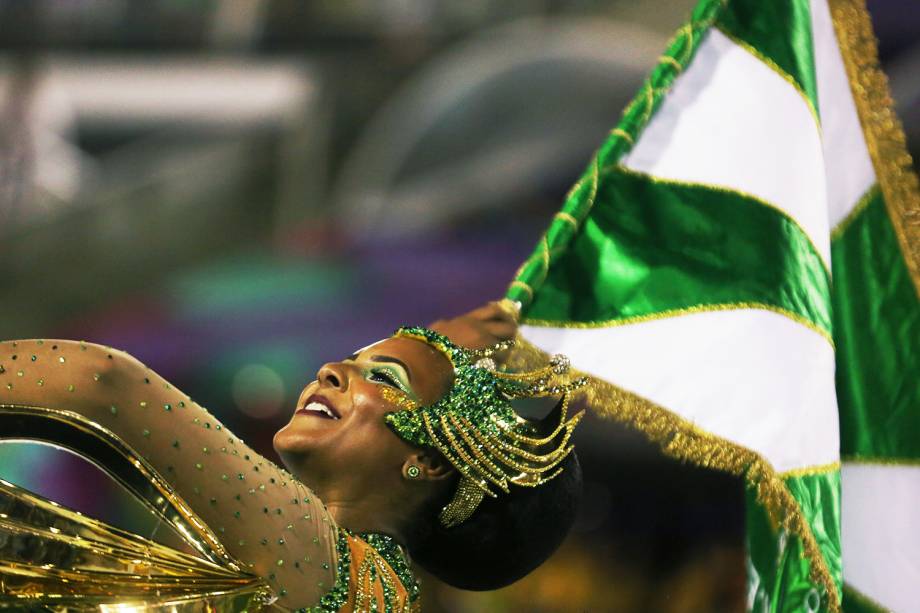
[829,0,920,297]
[0,404,272,611]
[436,477,485,528]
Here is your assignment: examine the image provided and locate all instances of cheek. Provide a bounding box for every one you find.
[340,397,410,466]
[346,411,399,456]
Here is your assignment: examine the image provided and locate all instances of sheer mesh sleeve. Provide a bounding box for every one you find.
[0,339,338,609]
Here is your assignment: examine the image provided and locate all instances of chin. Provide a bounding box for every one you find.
[272,424,301,456]
[273,422,327,461]
[273,428,303,472]
[273,428,331,488]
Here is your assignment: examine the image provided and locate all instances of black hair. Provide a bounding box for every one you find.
[404,401,583,590]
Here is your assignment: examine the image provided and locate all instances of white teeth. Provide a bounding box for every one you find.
[305,402,338,419]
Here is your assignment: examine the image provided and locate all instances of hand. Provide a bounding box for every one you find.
[429,300,520,359]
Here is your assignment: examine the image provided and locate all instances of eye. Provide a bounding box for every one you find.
[369,369,400,388]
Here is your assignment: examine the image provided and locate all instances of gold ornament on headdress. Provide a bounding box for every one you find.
[383,327,586,528]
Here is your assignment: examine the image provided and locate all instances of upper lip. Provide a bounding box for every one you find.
[296,393,341,419]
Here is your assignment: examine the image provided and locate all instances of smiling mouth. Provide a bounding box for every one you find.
[295,394,341,420]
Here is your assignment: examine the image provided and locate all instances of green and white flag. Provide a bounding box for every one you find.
[506,1,920,611]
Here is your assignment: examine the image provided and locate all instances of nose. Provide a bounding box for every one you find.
[317,362,349,392]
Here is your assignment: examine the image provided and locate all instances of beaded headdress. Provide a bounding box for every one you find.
[383,326,586,528]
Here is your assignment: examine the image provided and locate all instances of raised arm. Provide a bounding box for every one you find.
[429,299,519,353]
[0,339,337,608]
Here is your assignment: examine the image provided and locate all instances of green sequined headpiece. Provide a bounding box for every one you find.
[383,326,586,528]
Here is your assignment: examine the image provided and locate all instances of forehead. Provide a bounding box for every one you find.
[355,336,454,403]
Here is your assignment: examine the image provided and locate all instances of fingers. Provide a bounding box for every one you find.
[484,316,513,333]
[428,300,520,352]
[468,302,504,320]
[494,298,522,323]
[468,300,520,323]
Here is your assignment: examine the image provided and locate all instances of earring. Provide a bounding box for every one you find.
[405,465,421,479]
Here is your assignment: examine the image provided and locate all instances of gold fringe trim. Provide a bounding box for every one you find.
[778,461,841,479]
[830,0,920,299]
[507,336,842,612]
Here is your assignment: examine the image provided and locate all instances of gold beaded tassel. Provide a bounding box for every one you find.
[434,393,583,527]
[492,358,588,401]
[384,329,589,529]
[438,477,486,528]
[466,339,515,362]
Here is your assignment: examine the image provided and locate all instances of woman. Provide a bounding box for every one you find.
[0,300,584,611]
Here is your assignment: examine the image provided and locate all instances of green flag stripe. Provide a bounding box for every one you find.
[784,471,842,594]
[508,0,826,311]
[831,184,879,240]
[842,584,890,613]
[716,0,820,122]
[522,165,832,340]
[746,470,841,612]
[747,493,819,612]
[832,187,920,458]
[508,0,731,307]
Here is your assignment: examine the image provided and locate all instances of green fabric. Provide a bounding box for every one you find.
[746,471,841,613]
[784,471,842,593]
[506,0,823,311]
[716,0,819,117]
[832,187,920,459]
[842,583,890,613]
[504,2,847,611]
[507,0,727,306]
[521,165,831,337]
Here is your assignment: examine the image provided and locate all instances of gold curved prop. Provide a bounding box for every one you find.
[0,404,272,611]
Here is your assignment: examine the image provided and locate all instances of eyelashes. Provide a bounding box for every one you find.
[369,369,401,389]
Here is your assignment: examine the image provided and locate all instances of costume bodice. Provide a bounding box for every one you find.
[309,530,421,612]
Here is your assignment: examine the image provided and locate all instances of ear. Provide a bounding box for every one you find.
[403,448,455,482]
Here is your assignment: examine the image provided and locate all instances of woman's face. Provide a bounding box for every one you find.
[273,336,453,489]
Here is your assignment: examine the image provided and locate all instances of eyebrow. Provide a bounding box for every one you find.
[370,355,412,382]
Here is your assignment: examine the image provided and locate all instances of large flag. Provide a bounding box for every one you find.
[505,0,920,611]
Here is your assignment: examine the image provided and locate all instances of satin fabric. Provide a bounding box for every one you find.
[832,188,920,459]
[523,165,832,336]
[747,471,842,613]
[507,0,725,308]
[717,0,820,114]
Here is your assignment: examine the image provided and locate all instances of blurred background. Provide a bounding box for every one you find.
[0,1,917,611]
